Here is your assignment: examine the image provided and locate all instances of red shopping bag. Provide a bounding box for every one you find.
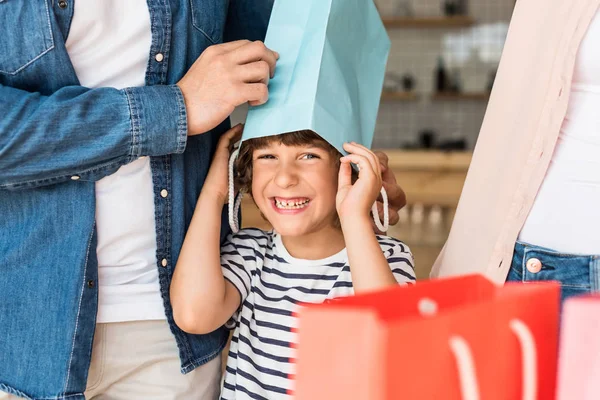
[556,296,600,400]
[295,275,560,400]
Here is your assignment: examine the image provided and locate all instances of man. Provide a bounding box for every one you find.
[0,1,405,399]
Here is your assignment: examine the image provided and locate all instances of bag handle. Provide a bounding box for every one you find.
[449,318,537,400]
[510,319,538,400]
[449,336,480,400]
[228,145,245,234]
[227,146,390,234]
[371,186,389,232]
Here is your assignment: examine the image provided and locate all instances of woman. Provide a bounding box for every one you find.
[432,0,600,301]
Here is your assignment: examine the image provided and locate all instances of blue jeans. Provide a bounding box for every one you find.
[507,241,600,303]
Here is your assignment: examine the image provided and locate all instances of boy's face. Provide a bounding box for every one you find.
[251,141,339,237]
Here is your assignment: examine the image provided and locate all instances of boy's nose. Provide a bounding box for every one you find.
[273,165,299,189]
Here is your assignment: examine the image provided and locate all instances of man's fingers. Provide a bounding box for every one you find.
[382,180,406,209]
[387,206,400,226]
[212,40,251,54]
[244,83,269,106]
[373,150,389,165]
[237,61,271,84]
[231,41,278,78]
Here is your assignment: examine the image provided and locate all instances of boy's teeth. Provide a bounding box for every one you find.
[275,198,309,209]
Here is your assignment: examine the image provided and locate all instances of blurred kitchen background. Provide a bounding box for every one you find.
[233,0,516,279]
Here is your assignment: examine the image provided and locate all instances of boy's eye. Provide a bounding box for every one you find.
[301,153,320,160]
[256,154,276,160]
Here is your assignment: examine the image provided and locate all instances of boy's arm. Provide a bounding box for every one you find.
[170,193,241,334]
[170,127,243,335]
[337,142,415,292]
[341,217,399,293]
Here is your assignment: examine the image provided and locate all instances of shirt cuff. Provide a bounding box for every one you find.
[123,85,188,157]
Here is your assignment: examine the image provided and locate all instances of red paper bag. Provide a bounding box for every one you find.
[295,275,559,400]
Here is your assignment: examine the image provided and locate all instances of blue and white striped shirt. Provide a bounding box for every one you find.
[220,228,415,400]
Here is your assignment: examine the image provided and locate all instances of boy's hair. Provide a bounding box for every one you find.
[235,130,341,195]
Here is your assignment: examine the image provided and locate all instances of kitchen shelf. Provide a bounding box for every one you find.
[382,15,475,28]
[381,91,418,101]
[432,92,490,101]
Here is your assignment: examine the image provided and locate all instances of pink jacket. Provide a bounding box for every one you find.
[432,0,600,284]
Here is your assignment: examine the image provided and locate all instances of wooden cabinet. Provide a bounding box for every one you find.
[385,150,471,207]
[384,151,471,278]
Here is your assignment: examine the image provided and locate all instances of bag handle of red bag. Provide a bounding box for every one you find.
[448,319,537,400]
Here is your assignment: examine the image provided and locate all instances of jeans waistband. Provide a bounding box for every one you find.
[511,241,600,293]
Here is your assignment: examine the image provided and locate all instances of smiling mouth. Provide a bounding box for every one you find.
[273,197,311,210]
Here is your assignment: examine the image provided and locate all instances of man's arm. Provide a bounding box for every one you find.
[1,38,278,191]
[0,83,187,190]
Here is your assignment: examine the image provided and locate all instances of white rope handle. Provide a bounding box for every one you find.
[449,318,537,400]
[449,336,480,400]
[352,162,389,232]
[371,186,389,232]
[510,319,537,400]
[228,144,243,233]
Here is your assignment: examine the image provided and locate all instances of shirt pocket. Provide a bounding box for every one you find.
[0,0,54,76]
[189,0,229,44]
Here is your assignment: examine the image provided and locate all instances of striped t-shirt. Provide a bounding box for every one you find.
[220,228,415,400]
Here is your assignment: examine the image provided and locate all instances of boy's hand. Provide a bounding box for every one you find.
[203,124,244,204]
[336,142,383,223]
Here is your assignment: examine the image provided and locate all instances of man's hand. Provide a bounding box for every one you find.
[177,40,279,136]
[373,151,406,233]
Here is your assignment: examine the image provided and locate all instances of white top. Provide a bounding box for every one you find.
[220,229,416,400]
[519,10,600,255]
[66,0,165,322]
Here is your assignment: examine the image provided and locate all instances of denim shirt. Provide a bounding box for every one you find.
[0,1,272,399]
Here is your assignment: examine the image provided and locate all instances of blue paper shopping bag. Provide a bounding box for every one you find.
[241,0,390,154]
[228,0,390,233]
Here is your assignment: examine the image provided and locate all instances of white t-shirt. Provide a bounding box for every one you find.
[220,228,415,400]
[519,9,600,255]
[65,0,165,322]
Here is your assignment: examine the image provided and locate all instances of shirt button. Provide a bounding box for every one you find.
[161,258,168,268]
[58,0,68,8]
[160,189,168,198]
[87,280,95,288]
[155,53,164,62]
[526,258,542,273]
[71,175,80,181]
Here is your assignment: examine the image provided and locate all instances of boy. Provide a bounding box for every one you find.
[170,124,415,399]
